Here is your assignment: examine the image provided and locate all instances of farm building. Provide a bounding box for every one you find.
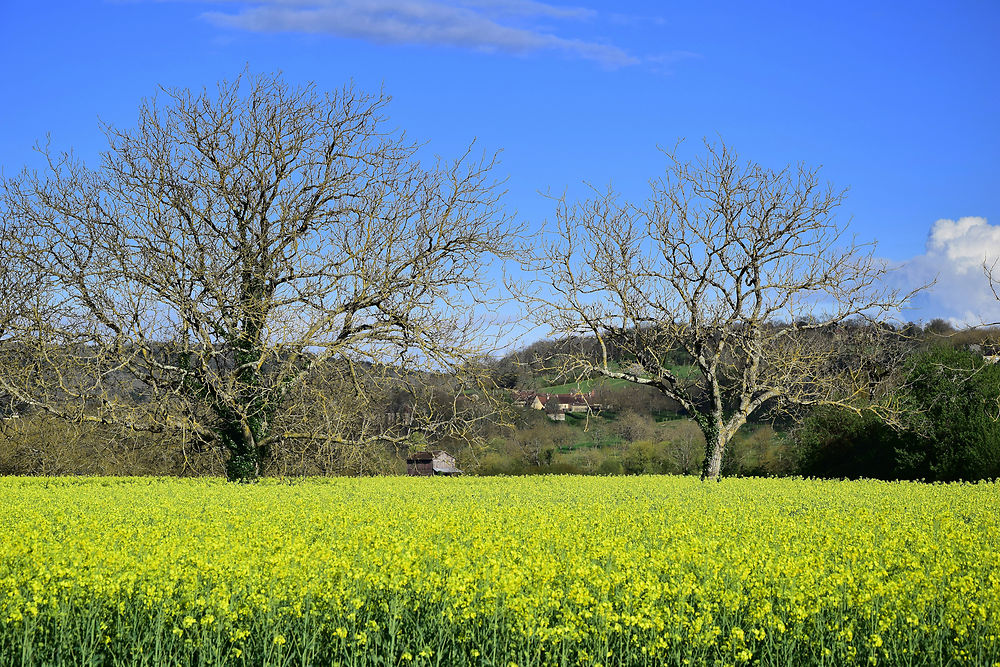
[511,390,600,416]
[406,450,462,476]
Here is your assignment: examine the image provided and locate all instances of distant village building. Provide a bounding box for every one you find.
[406,450,462,476]
[511,390,599,420]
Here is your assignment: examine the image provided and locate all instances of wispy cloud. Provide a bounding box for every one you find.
[459,0,596,20]
[197,0,639,68]
[646,50,701,75]
[893,216,1000,326]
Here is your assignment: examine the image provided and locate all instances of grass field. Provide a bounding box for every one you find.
[2,476,999,666]
[537,377,631,394]
[538,366,697,395]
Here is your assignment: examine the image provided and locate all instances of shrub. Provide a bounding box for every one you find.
[796,347,1000,481]
[794,407,899,479]
[897,347,1000,481]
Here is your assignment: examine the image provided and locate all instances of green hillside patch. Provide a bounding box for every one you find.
[539,365,697,394]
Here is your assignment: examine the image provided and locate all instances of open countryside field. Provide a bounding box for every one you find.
[537,366,699,395]
[2,476,999,666]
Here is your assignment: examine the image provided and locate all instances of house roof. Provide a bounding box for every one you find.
[407,449,457,464]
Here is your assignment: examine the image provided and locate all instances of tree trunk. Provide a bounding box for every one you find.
[221,334,273,482]
[219,416,266,482]
[696,413,726,481]
[702,433,725,481]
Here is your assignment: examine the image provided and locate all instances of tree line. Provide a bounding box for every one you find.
[477,324,1000,481]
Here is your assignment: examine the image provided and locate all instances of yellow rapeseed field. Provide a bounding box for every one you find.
[1,475,998,666]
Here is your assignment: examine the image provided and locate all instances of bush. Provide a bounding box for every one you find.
[611,411,658,444]
[795,347,1000,481]
[897,347,1000,481]
[596,457,624,475]
[724,425,797,477]
[794,407,900,479]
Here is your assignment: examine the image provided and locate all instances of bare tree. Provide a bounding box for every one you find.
[518,140,918,480]
[0,71,514,481]
[0,208,55,429]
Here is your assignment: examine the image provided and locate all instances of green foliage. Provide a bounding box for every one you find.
[595,457,624,475]
[469,406,715,476]
[724,425,798,477]
[537,376,628,394]
[794,407,900,479]
[17,333,1000,482]
[620,440,683,475]
[896,347,1000,481]
[796,347,1000,481]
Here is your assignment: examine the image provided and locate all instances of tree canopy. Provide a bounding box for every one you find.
[518,140,918,480]
[0,72,515,480]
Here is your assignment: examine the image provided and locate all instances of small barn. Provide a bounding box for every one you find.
[406,450,462,476]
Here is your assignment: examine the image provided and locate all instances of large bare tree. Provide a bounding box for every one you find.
[0,71,514,481]
[519,140,917,480]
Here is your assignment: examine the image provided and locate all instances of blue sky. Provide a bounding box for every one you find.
[1,0,998,328]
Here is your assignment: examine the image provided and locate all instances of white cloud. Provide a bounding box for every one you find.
[197,0,639,68]
[925,216,1000,273]
[460,0,596,20]
[895,216,1000,327]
